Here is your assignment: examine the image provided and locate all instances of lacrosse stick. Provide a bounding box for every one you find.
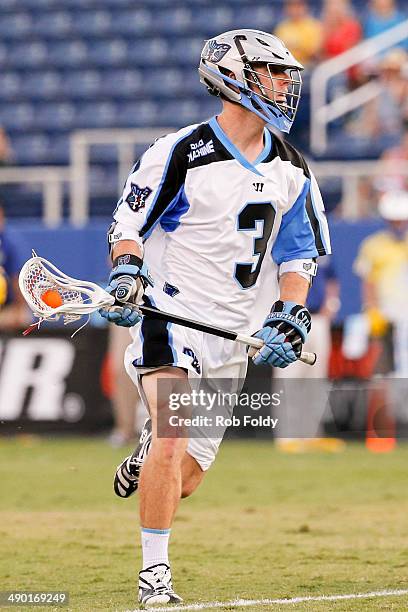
[19,255,316,365]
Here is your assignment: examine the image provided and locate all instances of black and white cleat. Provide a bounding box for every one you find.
[138,563,183,606]
[113,418,152,498]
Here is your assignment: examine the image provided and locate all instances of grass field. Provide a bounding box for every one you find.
[1,437,407,611]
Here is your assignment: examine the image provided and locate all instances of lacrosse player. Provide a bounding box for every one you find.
[100,30,331,606]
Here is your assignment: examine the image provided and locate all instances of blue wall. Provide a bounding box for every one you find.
[7,216,385,321]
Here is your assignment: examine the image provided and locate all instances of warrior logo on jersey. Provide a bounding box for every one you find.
[126,183,152,212]
[202,40,231,63]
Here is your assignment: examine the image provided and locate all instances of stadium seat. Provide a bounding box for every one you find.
[116,101,158,127]
[12,133,53,164]
[160,100,201,127]
[0,103,35,132]
[61,70,103,99]
[75,101,118,128]
[0,12,32,40]
[20,71,62,101]
[87,40,128,67]
[181,71,204,96]
[35,103,77,131]
[1,0,20,9]
[8,42,49,68]
[232,6,276,30]
[126,38,169,66]
[0,44,7,68]
[108,9,153,37]
[167,38,204,66]
[0,73,21,101]
[153,8,193,34]
[30,11,73,38]
[144,68,185,97]
[13,0,60,8]
[99,69,143,98]
[191,7,235,35]
[47,40,89,68]
[74,11,112,37]
[48,135,70,164]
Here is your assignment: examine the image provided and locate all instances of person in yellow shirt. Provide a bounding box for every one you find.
[354,191,408,375]
[274,0,322,67]
[0,267,6,307]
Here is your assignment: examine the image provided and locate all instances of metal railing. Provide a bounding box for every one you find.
[310,19,408,154]
[1,130,407,225]
[69,128,174,225]
[0,166,71,227]
[309,160,408,218]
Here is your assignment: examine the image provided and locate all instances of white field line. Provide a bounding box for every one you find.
[129,588,408,611]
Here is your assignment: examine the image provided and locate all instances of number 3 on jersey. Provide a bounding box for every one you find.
[234,202,276,289]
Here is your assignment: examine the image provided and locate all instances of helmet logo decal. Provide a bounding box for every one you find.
[203,40,231,63]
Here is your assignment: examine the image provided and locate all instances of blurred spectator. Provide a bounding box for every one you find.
[274,255,344,452]
[0,206,30,330]
[354,191,408,376]
[107,325,148,447]
[0,127,13,166]
[364,0,407,43]
[346,49,408,154]
[376,129,408,192]
[274,0,322,68]
[321,0,362,61]
[0,265,6,308]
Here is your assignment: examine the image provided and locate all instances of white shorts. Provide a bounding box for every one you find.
[124,310,248,471]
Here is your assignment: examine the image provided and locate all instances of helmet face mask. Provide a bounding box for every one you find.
[242,63,302,127]
[199,29,304,133]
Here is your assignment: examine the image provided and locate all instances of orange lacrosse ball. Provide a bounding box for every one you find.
[41,289,63,308]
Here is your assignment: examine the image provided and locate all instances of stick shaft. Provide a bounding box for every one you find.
[138,305,316,366]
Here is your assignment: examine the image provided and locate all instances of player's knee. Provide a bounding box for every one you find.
[154,437,187,465]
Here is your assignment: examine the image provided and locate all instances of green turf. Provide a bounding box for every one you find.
[0,437,407,611]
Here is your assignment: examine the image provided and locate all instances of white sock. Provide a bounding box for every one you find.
[141,528,170,569]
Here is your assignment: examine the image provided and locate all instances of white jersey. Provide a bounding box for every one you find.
[111,117,331,334]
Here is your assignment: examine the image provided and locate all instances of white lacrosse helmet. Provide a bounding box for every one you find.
[199,29,303,133]
[378,190,408,221]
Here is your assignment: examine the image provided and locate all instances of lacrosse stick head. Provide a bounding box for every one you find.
[19,255,114,325]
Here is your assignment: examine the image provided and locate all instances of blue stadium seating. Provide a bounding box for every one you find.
[61,70,103,99]
[0,12,33,39]
[46,40,88,68]
[8,41,49,68]
[75,101,118,129]
[108,9,153,37]
[0,73,21,101]
[31,12,74,38]
[99,69,142,98]
[86,39,128,67]
[1,103,35,131]
[1,0,407,219]
[20,72,62,101]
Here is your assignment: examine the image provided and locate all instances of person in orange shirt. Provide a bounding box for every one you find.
[274,0,322,68]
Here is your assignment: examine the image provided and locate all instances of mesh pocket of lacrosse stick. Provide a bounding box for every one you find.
[19,254,114,331]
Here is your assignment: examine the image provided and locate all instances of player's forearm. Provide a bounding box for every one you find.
[278,272,309,305]
[111,239,143,262]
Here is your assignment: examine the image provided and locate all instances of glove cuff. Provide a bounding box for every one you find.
[110,254,153,288]
[264,300,311,343]
[112,254,143,269]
